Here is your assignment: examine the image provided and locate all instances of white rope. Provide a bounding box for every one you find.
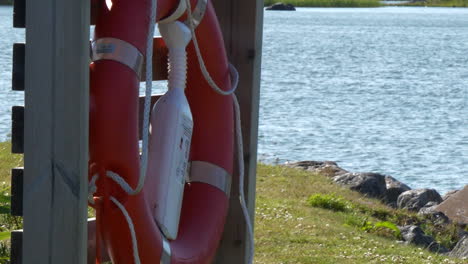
[88,0,158,263]
[88,174,99,204]
[233,95,255,264]
[184,0,237,96]
[106,0,159,262]
[110,197,141,264]
[99,0,158,197]
[88,1,255,263]
[138,0,158,195]
[184,1,254,262]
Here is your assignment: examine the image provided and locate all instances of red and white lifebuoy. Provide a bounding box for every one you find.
[89,0,234,263]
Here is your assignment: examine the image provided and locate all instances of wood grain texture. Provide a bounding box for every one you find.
[23,0,89,263]
[212,0,264,263]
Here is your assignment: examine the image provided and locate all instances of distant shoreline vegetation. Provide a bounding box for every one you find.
[264,0,382,7]
[263,0,468,7]
[397,0,468,7]
[0,0,12,5]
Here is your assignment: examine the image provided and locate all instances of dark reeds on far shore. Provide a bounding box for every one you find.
[264,0,382,7]
[398,0,468,7]
[0,0,12,6]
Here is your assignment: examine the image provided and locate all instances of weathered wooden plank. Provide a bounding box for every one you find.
[23,0,54,258]
[11,106,24,154]
[23,0,89,263]
[212,0,263,263]
[10,230,23,264]
[11,168,23,217]
[13,0,25,28]
[12,43,25,91]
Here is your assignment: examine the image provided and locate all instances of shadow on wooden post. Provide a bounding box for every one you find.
[212,0,264,263]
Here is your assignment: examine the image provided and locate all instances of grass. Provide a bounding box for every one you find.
[255,164,466,263]
[396,0,468,7]
[0,142,22,185]
[264,0,382,8]
[307,193,351,212]
[0,143,465,263]
[0,142,23,263]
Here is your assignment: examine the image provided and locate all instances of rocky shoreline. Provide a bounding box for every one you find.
[284,160,468,259]
[265,2,296,11]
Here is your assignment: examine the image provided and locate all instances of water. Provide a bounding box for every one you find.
[260,7,468,194]
[0,7,24,138]
[0,7,467,194]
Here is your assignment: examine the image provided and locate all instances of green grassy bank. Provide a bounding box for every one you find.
[0,142,22,263]
[255,164,466,263]
[0,142,466,263]
[264,0,382,8]
[399,0,468,7]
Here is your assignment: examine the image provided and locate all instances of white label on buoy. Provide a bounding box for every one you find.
[147,87,193,240]
[176,115,193,185]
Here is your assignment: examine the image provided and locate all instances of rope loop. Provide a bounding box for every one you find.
[87,0,254,263]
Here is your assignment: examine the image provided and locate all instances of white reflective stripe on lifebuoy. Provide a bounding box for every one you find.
[160,236,171,264]
[158,0,187,24]
[188,161,231,197]
[92,38,143,77]
[184,0,207,29]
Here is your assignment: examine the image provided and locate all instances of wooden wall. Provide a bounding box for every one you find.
[23,0,89,263]
[213,0,264,263]
[18,0,261,262]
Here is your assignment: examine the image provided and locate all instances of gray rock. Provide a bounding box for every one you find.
[442,189,460,201]
[399,225,448,253]
[458,230,468,240]
[435,185,468,224]
[428,242,450,254]
[418,201,439,215]
[384,176,411,207]
[333,172,386,199]
[284,160,348,177]
[418,204,450,225]
[449,235,468,259]
[400,225,433,245]
[397,189,442,212]
[265,2,296,11]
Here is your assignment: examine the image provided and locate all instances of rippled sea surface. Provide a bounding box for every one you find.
[0,7,24,139]
[0,6,467,194]
[260,7,468,194]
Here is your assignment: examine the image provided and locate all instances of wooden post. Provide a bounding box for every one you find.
[23,0,89,263]
[213,0,264,263]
